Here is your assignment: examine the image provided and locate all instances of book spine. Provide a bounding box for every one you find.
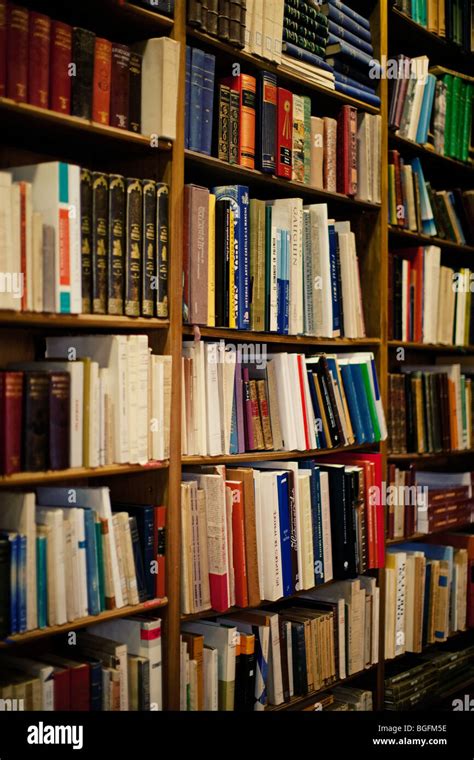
[110,43,131,130]
[0,372,23,475]
[201,52,216,155]
[258,70,277,173]
[91,172,109,314]
[28,11,51,108]
[155,505,166,599]
[92,37,112,125]
[23,372,49,471]
[80,168,93,313]
[282,41,334,72]
[125,178,143,317]
[236,74,256,169]
[277,87,293,178]
[141,179,157,317]
[71,27,95,119]
[156,183,169,318]
[49,21,72,114]
[7,4,28,102]
[0,1,6,97]
[229,88,240,164]
[189,48,204,152]
[49,372,70,470]
[107,174,126,315]
[217,83,231,161]
[129,52,142,134]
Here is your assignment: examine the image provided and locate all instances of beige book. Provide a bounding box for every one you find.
[112,513,129,607]
[384,566,396,660]
[266,360,283,451]
[310,117,324,189]
[116,512,139,605]
[297,472,315,590]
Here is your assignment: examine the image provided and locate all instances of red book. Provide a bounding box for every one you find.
[15,180,28,310]
[52,668,71,711]
[277,87,292,178]
[92,37,112,125]
[242,367,255,451]
[49,20,72,114]
[0,371,23,475]
[110,43,130,129]
[7,4,28,102]
[28,11,51,108]
[154,505,166,599]
[0,1,6,97]
[336,105,358,196]
[68,662,90,710]
[230,73,256,168]
[226,480,248,608]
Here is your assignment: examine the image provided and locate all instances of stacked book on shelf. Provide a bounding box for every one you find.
[393,0,474,52]
[181,454,384,614]
[385,538,469,659]
[0,334,171,474]
[0,487,166,637]
[185,49,381,197]
[0,618,163,710]
[388,151,473,241]
[0,5,180,139]
[319,686,373,711]
[0,164,169,317]
[188,0,249,48]
[180,576,379,710]
[389,247,474,345]
[389,57,473,161]
[184,190,369,335]
[181,344,387,456]
[388,359,474,453]
[387,468,473,539]
[384,640,474,710]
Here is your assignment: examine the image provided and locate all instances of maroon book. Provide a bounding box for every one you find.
[52,669,71,711]
[48,371,70,471]
[49,20,72,114]
[6,3,28,102]
[28,11,51,108]
[0,371,23,475]
[68,663,90,710]
[0,1,6,97]
[110,43,130,130]
[336,105,357,196]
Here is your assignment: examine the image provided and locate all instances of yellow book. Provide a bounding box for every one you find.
[208,194,216,327]
[229,208,236,328]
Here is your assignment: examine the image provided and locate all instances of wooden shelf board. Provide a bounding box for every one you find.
[185,150,381,210]
[391,7,474,63]
[387,629,473,664]
[386,520,472,546]
[388,226,474,254]
[183,325,381,347]
[187,28,381,114]
[389,133,473,175]
[183,442,379,466]
[0,98,173,152]
[0,597,168,647]
[0,461,169,486]
[389,340,474,353]
[114,1,174,30]
[388,450,474,461]
[0,311,170,330]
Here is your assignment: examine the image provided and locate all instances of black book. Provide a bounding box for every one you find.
[108,174,126,316]
[287,619,308,696]
[141,179,157,317]
[215,199,231,326]
[0,537,10,639]
[314,356,343,447]
[238,634,256,711]
[156,183,169,318]
[188,0,203,26]
[229,0,241,46]
[129,52,142,134]
[218,0,230,41]
[48,371,70,471]
[229,88,239,164]
[71,27,95,119]
[318,463,356,579]
[207,0,219,35]
[405,373,415,453]
[125,178,143,317]
[215,83,231,162]
[91,172,109,315]
[80,168,93,313]
[129,516,148,603]
[23,371,49,471]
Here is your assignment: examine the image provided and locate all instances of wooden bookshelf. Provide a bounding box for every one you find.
[386,520,472,546]
[0,460,169,487]
[389,340,474,353]
[0,311,170,330]
[183,325,381,347]
[389,132,474,176]
[183,442,378,466]
[388,226,474,254]
[390,6,474,66]
[388,450,474,461]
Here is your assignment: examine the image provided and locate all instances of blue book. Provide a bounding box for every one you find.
[200,52,216,155]
[212,185,250,329]
[258,71,277,173]
[229,389,238,454]
[306,370,326,449]
[328,223,341,336]
[115,504,155,600]
[82,508,101,616]
[277,229,289,335]
[449,192,466,243]
[1,532,18,634]
[36,535,47,630]
[327,0,371,31]
[185,46,191,149]
[281,41,334,73]
[411,158,437,235]
[416,73,436,144]
[333,71,377,95]
[334,81,381,107]
[188,47,205,153]
[18,534,27,633]
[328,57,373,88]
[129,515,148,603]
[348,363,375,442]
[300,462,325,583]
[326,37,376,71]
[276,473,293,597]
[422,561,432,644]
[327,28,373,56]
[86,658,103,711]
[339,363,366,444]
[324,4,372,42]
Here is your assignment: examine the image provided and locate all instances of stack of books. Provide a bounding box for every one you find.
[388,359,474,454]
[188,0,249,49]
[180,576,379,709]
[0,619,163,710]
[1,5,180,139]
[280,1,335,90]
[386,468,473,539]
[389,247,474,345]
[394,0,474,52]
[388,152,473,241]
[0,487,166,636]
[0,335,171,474]
[181,454,384,614]
[385,540,469,659]
[321,686,373,710]
[181,345,387,456]
[184,190,369,335]
[0,164,170,318]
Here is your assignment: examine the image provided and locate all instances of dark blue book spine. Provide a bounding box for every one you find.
[334,81,381,107]
[189,47,205,153]
[325,3,372,41]
[349,363,375,442]
[115,505,155,600]
[329,58,373,88]
[327,38,375,70]
[282,41,334,73]
[200,52,216,155]
[89,661,103,711]
[328,23,373,55]
[258,71,277,173]
[300,463,324,583]
[84,509,100,616]
[306,370,325,449]
[340,364,366,444]
[422,562,432,644]
[276,473,293,596]
[328,0,371,31]
[333,71,375,95]
[328,224,340,335]
[129,516,148,603]
[18,535,27,633]
[185,46,191,149]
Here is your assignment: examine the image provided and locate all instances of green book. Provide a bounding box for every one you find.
[443,74,454,157]
[303,96,311,185]
[450,76,462,158]
[388,164,397,225]
[456,80,467,160]
[418,0,427,27]
[360,362,381,441]
[461,83,473,162]
[95,519,106,612]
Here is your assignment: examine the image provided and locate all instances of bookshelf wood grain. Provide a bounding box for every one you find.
[0,598,168,648]
[388,450,474,461]
[389,340,474,353]
[0,461,169,487]
[389,132,474,177]
[183,325,381,347]
[0,311,170,330]
[388,226,474,254]
[183,442,379,466]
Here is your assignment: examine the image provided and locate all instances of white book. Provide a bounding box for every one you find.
[217,344,236,455]
[259,472,283,601]
[62,515,78,621]
[297,471,315,589]
[250,0,264,56]
[272,0,285,63]
[335,230,357,337]
[36,508,67,625]
[89,359,101,468]
[252,471,266,601]
[262,0,274,60]
[205,343,223,456]
[127,335,139,463]
[309,204,332,336]
[422,246,441,343]
[136,37,180,141]
[248,609,284,706]
[203,646,219,710]
[32,211,43,312]
[267,353,298,450]
[0,492,37,630]
[67,164,82,313]
[137,335,150,463]
[287,354,307,450]
[319,471,333,582]
[0,171,18,311]
[10,183,21,307]
[387,550,407,657]
[181,620,237,711]
[407,58,430,142]
[0,656,54,710]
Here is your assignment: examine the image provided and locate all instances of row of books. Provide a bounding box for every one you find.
[181,576,379,709]
[0,5,180,139]
[189,0,248,49]
[0,165,169,317]
[388,152,473,243]
[384,640,474,710]
[389,247,474,346]
[388,360,474,454]
[385,534,473,659]
[389,58,473,162]
[184,188,367,336]
[0,620,163,710]
[394,0,473,51]
[181,454,384,615]
[181,345,387,457]
[0,335,171,475]
[0,488,166,636]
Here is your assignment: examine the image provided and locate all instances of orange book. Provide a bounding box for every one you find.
[231,73,256,169]
[92,37,112,125]
[226,480,248,607]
